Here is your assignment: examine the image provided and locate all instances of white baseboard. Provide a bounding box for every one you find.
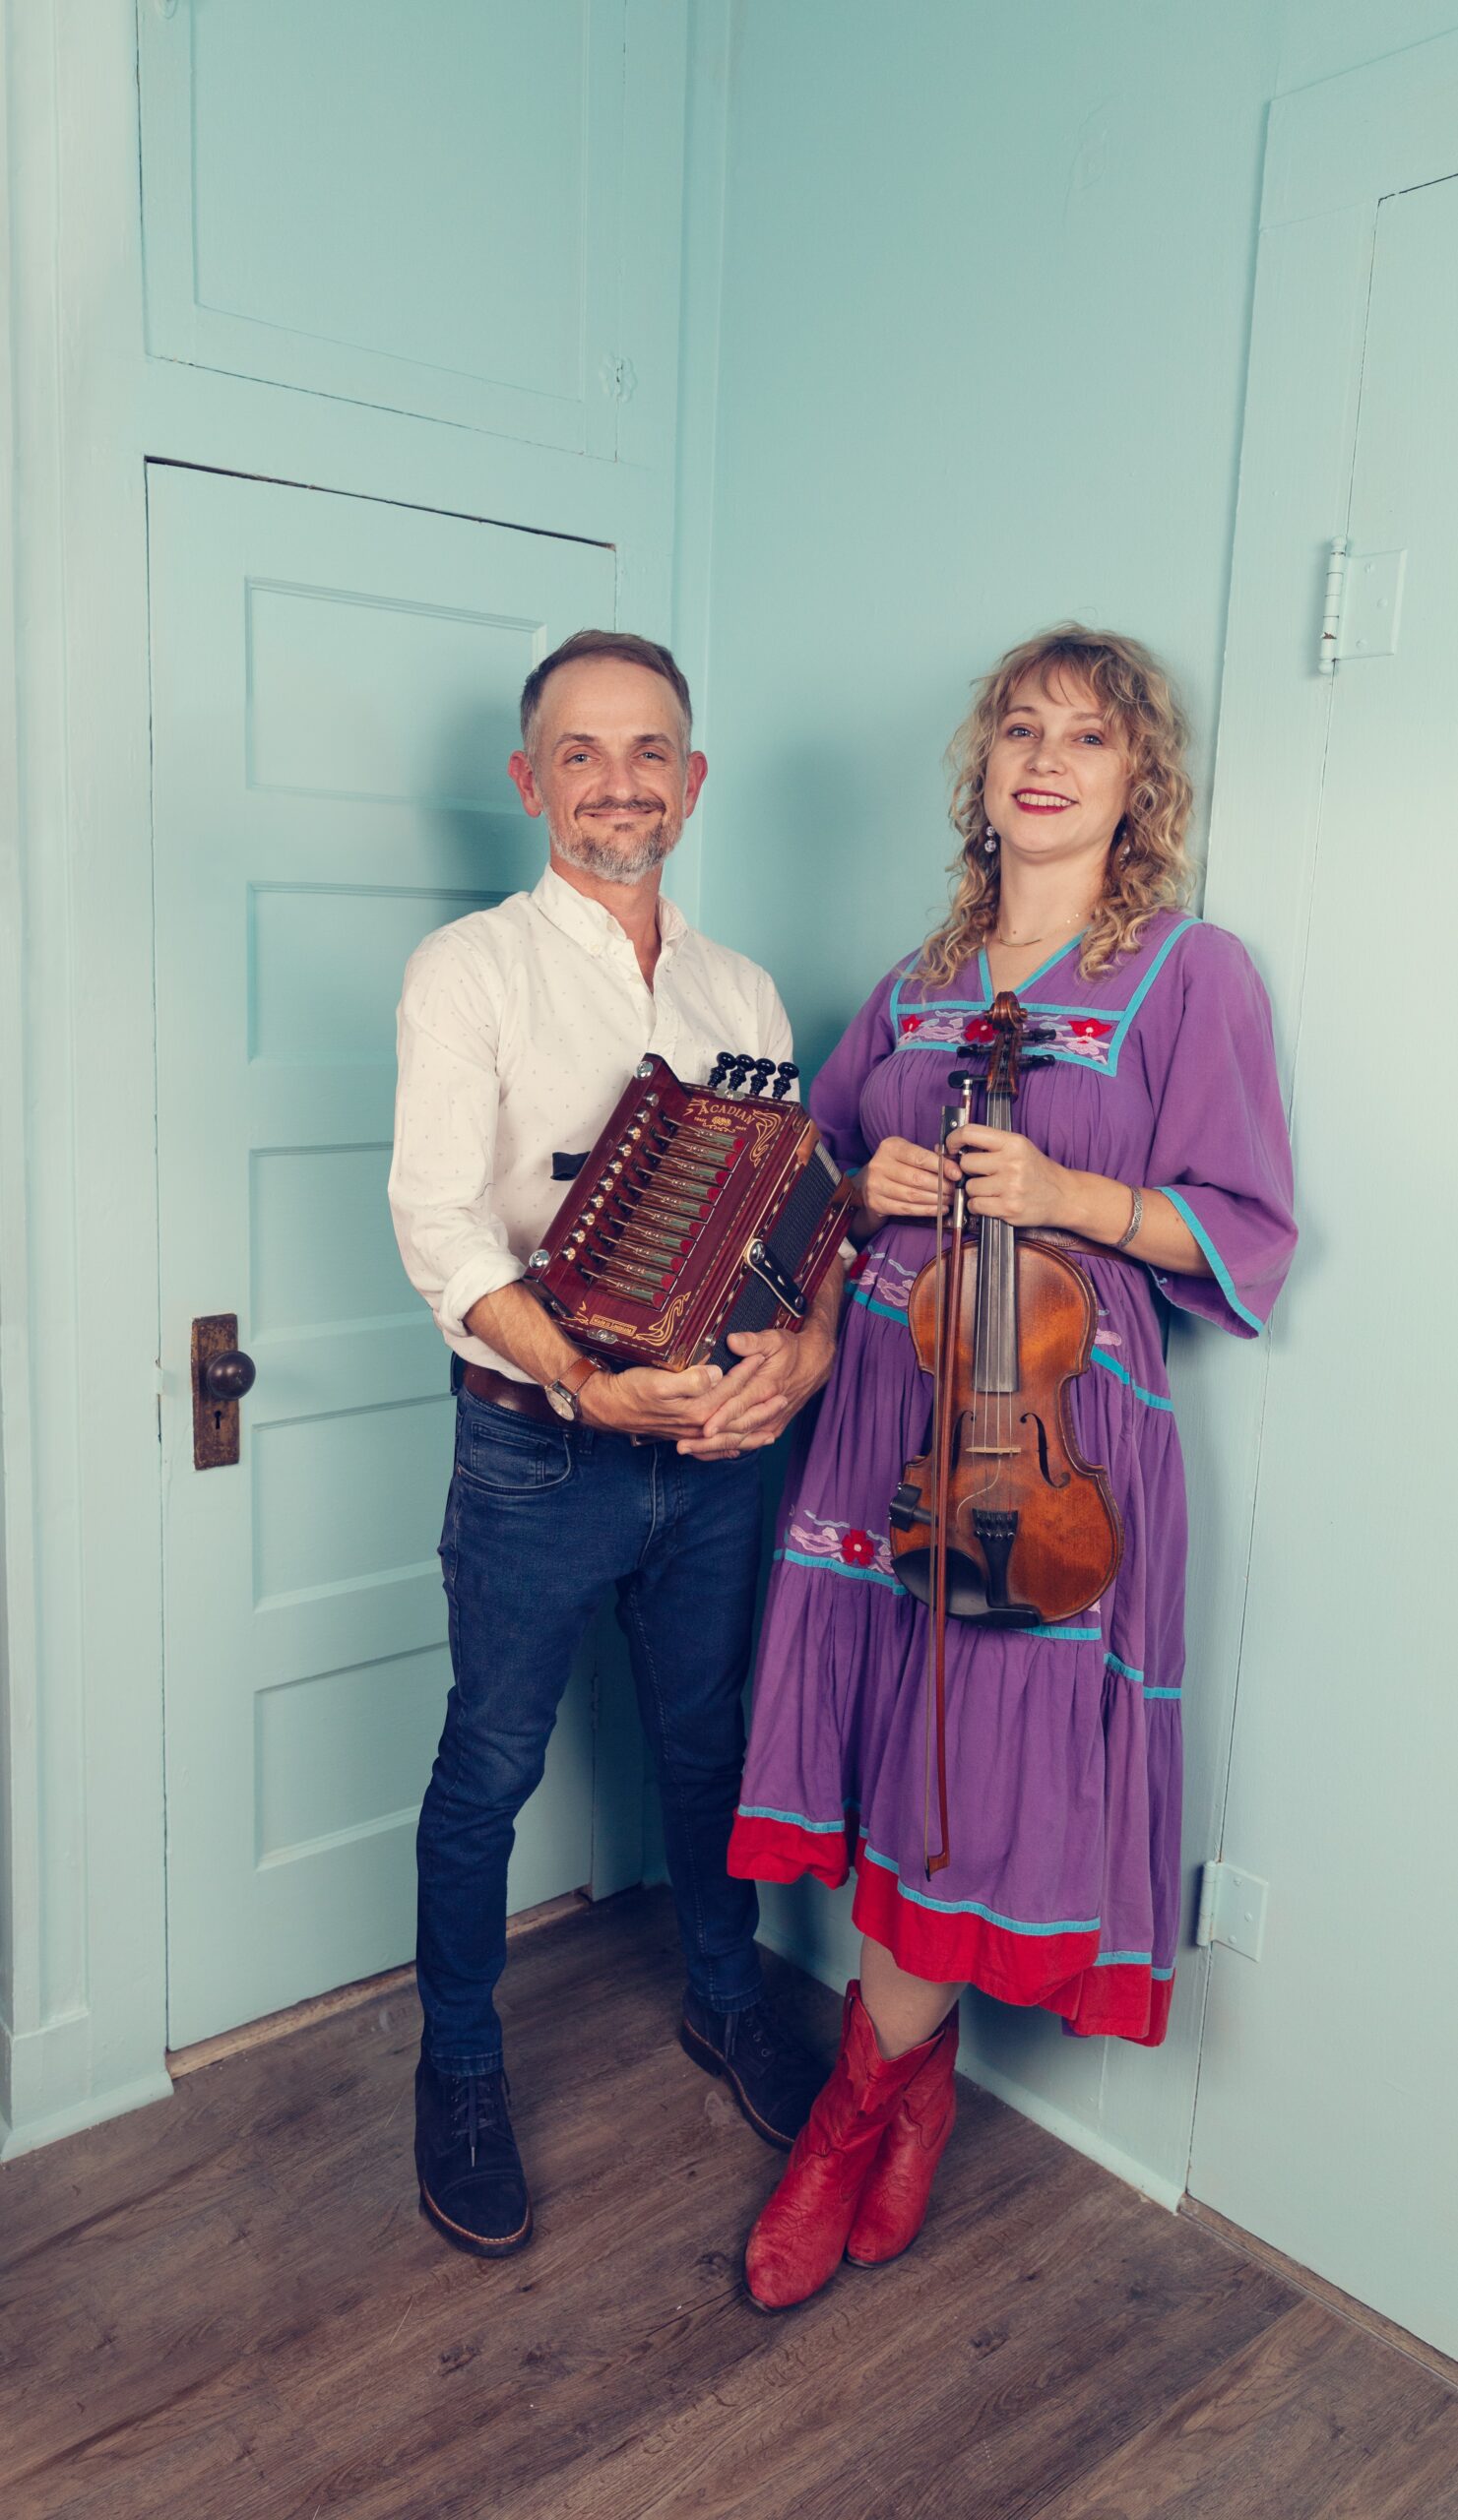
[0,2006,174,2161]
[1,2067,174,2160]
[962,2056,1184,2214]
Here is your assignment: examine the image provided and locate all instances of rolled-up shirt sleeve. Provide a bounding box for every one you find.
[389,930,525,1341]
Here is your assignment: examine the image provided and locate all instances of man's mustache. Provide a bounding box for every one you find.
[576,796,665,817]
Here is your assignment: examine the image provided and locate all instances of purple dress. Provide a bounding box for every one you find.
[728,912,1297,2044]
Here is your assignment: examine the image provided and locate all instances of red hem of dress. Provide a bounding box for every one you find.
[728,1811,1173,2048]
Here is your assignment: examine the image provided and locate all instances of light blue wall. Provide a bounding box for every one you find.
[693,0,1280,1070]
[679,0,1458,2199]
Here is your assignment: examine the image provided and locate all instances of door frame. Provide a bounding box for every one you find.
[0,0,689,2156]
[1173,30,1458,2183]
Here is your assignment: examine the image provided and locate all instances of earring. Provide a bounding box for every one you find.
[983,825,998,856]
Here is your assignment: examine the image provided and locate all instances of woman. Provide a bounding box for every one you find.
[727,626,1297,2312]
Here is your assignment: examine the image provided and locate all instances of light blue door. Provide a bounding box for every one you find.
[1188,175,1458,2357]
[150,465,615,2048]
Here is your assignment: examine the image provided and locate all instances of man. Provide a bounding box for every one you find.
[390,630,842,2258]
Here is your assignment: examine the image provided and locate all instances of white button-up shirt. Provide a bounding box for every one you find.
[389,864,794,1376]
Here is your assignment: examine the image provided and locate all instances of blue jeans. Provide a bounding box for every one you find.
[416,1383,765,2074]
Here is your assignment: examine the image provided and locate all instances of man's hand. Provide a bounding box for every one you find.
[675,1244,843,1466]
[578,1359,726,1443]
[672,1325,830,1459]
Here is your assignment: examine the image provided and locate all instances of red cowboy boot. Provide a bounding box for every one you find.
[743,1983,941,2312]
[845,2004,958,2267]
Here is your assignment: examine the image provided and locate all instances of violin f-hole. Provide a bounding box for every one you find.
[1021,1408,1070,1489]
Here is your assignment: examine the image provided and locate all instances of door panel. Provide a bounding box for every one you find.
[138,0,634,453]
[151,465,615,2048]
[1188,178,1458,2358]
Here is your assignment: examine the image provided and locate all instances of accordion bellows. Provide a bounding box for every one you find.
[528,1056,852,1370]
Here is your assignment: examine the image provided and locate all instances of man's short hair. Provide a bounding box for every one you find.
[519,629,693,755]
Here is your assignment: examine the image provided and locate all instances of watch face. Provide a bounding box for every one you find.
[544,1383,577,1421]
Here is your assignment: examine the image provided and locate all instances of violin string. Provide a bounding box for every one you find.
[923,1103,951,1876]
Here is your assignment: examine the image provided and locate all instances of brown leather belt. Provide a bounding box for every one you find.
[460,1361,562,1423]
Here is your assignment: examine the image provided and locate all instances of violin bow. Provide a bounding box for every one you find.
[923,1069,975,1879]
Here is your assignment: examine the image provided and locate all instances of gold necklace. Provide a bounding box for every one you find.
[992,913,1085,950]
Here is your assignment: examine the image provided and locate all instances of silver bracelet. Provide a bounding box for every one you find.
[1114,1185,1144,1251]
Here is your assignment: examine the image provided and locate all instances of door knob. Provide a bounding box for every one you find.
[191,1314,254,1469]
[205,1349,256,1402]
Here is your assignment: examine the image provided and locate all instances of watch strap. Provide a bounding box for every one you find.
[555,1354,604,1403]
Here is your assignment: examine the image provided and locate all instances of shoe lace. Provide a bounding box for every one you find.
[727,2000,813,2075]
[449,2069,508,2168]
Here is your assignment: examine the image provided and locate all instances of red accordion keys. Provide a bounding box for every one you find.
[527,1055,852,1370]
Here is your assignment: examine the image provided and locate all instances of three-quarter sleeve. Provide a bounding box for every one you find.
[1143,923,1297,1337]
[389,928,525,1340]
[808,967,901,1173]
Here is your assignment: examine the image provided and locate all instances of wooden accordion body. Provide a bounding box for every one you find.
[527,1056,852,1370]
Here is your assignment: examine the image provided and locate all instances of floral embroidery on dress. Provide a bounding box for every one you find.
[784,1507,897,1580]
[851,1251,919,1316]
[893,1008,1119,1065]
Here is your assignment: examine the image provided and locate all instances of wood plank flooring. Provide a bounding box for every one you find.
[2,1888,1453,2520]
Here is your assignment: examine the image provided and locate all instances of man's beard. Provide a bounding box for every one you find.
[547,802,682,884]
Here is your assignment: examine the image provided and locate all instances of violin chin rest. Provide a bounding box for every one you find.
[890,1545,1042,1625]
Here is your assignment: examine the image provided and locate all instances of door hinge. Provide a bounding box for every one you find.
[1195,1859,1269,1961]
[1317,536,1349,675]
[1319,536,1406,675]
[599,352,637,405]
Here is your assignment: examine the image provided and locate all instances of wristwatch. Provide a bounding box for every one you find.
[544,1354,605,1422]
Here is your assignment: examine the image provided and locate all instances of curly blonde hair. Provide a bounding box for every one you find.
[923,624,1194,984]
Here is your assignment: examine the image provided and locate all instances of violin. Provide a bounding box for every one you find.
[888,990,1122,1871]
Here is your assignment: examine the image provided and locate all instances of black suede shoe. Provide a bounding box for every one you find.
[414,2054,534,2258]
[679,1989,827,2150]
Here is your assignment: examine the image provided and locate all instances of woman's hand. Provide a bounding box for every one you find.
[945,1122,1073,1228]
[853,1135,961,1228]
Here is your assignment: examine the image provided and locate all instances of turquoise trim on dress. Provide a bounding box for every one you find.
[741,1802,1171,1969]
[978,933,1087,997]
[893,914,1197,1079]
[736,1802,847,1834]
[860,1840,1100,1933]
[1032,1623,1102,1643]
[1104,915,1198,1064]
[886,950,920,1034]
[1152,1966,1175,1982]
[850,1289,910,1325]
[1105,1647,1180,1701]
[1158,1187,1264,1333]
[1090,1349,1175,1412]
[774,1546,905,1592]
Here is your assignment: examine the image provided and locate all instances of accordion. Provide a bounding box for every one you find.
[527,1054,852,1370]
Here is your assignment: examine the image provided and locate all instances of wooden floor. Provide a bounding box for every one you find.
[3,1890,1454,2520]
